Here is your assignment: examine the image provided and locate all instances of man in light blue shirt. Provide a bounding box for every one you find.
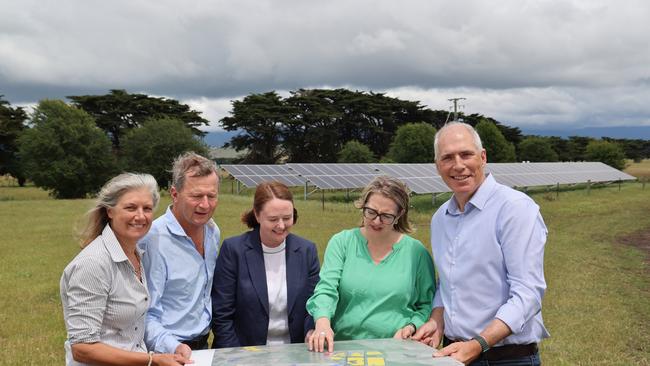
[414,122,549,365]
[139,152,220,358]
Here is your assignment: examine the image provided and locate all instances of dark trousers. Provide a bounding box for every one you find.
[181,332,210,350]
[444,336,541,366]
[468,354,541,366]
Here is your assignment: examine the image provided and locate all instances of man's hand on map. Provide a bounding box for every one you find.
[175,343,192,359]
[412,308,444,349]
[307,317,335,353]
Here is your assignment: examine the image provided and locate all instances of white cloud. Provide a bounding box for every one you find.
[1,0,649,129]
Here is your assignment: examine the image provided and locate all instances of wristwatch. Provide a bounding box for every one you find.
[471,335,490,353]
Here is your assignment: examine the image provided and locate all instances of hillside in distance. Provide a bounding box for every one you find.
[521,125,650,140]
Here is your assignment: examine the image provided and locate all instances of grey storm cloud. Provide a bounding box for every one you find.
[1,0,649,129]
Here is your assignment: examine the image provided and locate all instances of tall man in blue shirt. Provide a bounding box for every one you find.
[414,122,549,365]
[140,152,221,358]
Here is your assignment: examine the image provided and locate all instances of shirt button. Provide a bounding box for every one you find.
[145,297,148,301]
[135,327,138,330]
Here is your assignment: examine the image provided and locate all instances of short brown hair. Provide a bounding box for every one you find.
[171,152,218,191]
[354,176,412,233]
[242,181,298,228]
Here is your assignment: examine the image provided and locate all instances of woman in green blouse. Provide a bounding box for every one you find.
[306,176,436,352]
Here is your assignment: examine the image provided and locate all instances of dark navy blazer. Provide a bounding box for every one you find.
[211,227,320,348]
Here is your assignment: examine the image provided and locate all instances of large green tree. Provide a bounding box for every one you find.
[283,89,343,162]
[585,140,626,170]
[387,122,437,163]
[120,117,209,188]
[0,96,29,185]
[18,100,117,198]
[463,113,523,147]
[68,89,209,149]
[546,136,573,161]
[222,88,439,163]
[221,92,287,163]
[518,136,559,162]
[475,119,516,162]
[603,137,650,162]
[337,140,376,163]
[567,136,592,161]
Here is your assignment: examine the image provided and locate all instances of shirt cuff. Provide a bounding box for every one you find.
[432,291,443,308]
[495,303,524,334]
[310,309,332,322]
[409,317,426,330]
[160,336,182,355]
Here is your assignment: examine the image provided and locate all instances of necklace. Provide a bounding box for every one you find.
[129,253,142,280]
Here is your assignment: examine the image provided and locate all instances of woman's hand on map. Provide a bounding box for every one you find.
[153,353,194,366]
[393,323,416,339]
[307,317,335,353]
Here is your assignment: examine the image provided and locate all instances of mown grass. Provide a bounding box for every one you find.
[1,181,649,365]
[626,159,650,180]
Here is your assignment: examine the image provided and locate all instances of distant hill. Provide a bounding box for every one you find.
[203,126,650,148]
[521,126,650,140]
[202,130,240,147]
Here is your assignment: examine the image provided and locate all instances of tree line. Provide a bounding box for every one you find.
[221,89,643,169]
[1,88,647,198]
[1,90,209,198]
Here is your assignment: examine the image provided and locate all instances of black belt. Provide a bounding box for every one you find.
[443,336,538,362]
[181,332,210,350]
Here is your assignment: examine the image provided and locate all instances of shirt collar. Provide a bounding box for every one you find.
[261,240,286,253]
[102,224,130,263]
[163,205,217,238]
[446,173,497,215]
[163,206,189,237]
[353,227,404,256]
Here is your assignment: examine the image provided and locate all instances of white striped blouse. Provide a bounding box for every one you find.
[60,224,149,366]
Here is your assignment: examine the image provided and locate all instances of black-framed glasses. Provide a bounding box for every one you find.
[362,207,398,225]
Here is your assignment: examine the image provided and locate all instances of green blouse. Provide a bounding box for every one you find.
[307,228,436,340]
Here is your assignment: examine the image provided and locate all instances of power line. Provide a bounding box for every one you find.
[447,97,466,122]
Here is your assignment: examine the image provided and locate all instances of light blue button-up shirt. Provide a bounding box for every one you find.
[139,207,220,353]
[431,174,550,346]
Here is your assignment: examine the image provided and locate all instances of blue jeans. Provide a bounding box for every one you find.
[468,352,541,366]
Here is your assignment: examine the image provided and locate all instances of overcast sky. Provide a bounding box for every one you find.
[2,0,649,132]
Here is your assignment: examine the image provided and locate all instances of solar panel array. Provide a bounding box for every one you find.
[220,164,306,188]
[286,163,381,190]
[372,163,448,194]
[486,162,636,188]
[221,162,636,194]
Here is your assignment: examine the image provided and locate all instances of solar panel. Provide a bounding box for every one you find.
[287,164,382,189]
[220,164,307,188]
[371,163,448,194]
[222,162,636,194]
[486,162,636,187]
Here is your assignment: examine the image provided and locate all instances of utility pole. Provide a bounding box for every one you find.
[447,97,466,122]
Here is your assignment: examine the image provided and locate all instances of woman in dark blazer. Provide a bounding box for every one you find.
[211,181,320,348]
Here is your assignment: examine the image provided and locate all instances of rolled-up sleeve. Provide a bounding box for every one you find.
[142,241,179,353]
[409,248,435,329]
[306,235,345,321]
[495,198,548,334]
[61,257,111,344]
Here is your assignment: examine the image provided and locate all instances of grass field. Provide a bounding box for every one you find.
[626,159,650,180]
[1,178,649,365]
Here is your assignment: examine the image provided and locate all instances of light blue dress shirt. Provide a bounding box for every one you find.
[139,207,220,353]
[431,174,550,346]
